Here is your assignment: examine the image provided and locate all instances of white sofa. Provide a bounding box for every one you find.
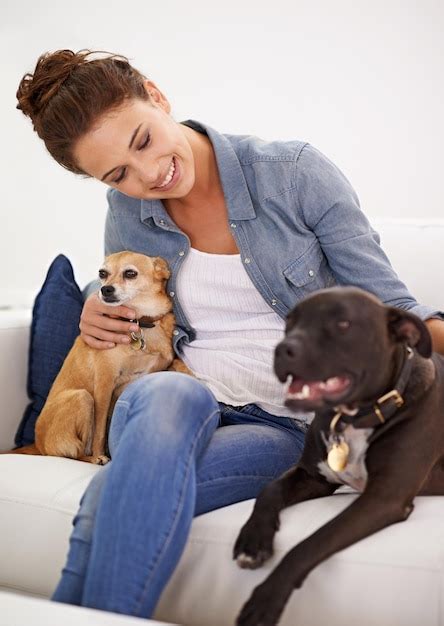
[1,219,444,626]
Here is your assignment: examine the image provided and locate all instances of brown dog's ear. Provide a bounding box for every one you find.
[386,307,432,358]
[153,257,171,281]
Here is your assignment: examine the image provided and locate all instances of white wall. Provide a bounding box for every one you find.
[1,0,443,306]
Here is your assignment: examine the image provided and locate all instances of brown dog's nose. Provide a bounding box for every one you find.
[101,285,115,297]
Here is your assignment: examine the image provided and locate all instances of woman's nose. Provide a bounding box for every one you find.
[132,155,160,187]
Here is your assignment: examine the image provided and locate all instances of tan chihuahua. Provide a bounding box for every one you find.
[6,251,191,465]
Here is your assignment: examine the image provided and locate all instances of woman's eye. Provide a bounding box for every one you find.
[137,134,151,151]
[113,168,126,184]
[123,270,138,279]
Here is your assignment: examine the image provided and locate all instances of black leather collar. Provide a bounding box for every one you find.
[333,344,414,430]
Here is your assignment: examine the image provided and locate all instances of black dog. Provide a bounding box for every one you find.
[233,286,444,626]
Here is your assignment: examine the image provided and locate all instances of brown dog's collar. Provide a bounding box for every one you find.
[110,315,157,328]
[333,344,414,430]
[134,316,156,329]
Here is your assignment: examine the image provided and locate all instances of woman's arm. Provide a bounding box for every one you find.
[293,144,443,323]
[426,319,444,355]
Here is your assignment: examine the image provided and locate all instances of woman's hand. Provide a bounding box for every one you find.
[79,293,140,349]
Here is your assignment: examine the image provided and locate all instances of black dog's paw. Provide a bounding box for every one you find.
[233,518,276,569]
[236,581,291,626]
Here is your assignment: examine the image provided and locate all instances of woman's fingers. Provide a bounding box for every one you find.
[81,335,117,350]
[79,293,139,349]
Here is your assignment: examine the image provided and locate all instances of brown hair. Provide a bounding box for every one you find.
[16,49,149,175]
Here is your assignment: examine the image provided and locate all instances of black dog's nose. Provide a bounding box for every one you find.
[275,340,299,361]
[101,285,115,297]
[274,338,304,382]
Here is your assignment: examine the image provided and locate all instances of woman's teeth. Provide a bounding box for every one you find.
[158,159,176,188]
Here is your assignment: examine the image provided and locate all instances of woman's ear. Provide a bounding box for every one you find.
[143,80,171,113]
[386,307,432,358]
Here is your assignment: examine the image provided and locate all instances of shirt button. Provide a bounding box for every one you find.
[173,330,179,336]
[271,299,277,306]
[308,269,314,277]
[244,258,251,264]
[179,251,185,257]
[159,219,166,226]
[230,223,237,228]
[169,291,175,297]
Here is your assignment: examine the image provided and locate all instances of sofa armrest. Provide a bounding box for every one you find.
[0,310,31,451]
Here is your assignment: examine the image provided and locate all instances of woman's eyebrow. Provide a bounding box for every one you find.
[101,123,143,181]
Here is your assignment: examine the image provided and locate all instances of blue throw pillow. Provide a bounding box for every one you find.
[15,255,84,447]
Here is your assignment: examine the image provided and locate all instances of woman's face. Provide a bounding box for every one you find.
[74,82,196,200]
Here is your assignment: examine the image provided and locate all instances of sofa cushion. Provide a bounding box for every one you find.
[0,452,443,626]
[155,493,444,626]
[0,455,98,596]
[15,255,83,447]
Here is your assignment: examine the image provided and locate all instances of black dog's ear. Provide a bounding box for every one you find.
[386,307,432,358]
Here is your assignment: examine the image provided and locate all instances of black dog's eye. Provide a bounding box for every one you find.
[99,269,108,280]
[123,269,138,279]
[337,320,351,331]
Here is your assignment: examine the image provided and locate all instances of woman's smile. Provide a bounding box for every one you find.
[151,156,180,191]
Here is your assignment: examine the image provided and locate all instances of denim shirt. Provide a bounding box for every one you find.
[104,119,442,356]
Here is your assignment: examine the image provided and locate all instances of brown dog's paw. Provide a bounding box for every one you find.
[93,455,110,465]
[79,455,111,465]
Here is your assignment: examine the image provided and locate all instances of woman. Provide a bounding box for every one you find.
[16,49,444,618]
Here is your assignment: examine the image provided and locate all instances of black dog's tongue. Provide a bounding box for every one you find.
[286,376,351,402]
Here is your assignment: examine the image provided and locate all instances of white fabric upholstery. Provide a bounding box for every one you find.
[0,309,31,451]
[1,219,444,626]
[0,590,177,625]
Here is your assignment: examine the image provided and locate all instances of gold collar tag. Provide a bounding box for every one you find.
[326,412,349,472]
[327,437,350,472]
[130,330,146,351]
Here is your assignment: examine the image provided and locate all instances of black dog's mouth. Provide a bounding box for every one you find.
[283,374,353,410]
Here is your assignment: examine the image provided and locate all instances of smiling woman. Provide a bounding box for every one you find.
[17,50,196,199]
[15,48,444,624]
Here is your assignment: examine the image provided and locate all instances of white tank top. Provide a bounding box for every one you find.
[176,247,300,418]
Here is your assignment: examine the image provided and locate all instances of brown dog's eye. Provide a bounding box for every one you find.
[337,320,351,331]
[123,269,138,279]
[99,269,108,280]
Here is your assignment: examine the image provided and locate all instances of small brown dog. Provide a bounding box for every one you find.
[7,251,191,465]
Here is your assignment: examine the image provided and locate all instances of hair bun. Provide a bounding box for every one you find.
[16,49,89,124]
[16,49,147,174]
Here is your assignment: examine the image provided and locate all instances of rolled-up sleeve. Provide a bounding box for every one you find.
[293,144,443,321]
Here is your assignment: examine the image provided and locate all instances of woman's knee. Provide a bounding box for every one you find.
[118,371,218,414]
[109,372,220,452]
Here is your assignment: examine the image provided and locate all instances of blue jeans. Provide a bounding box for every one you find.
[52,372,306,617]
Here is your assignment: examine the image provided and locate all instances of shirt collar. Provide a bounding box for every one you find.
[140,119,256,224]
